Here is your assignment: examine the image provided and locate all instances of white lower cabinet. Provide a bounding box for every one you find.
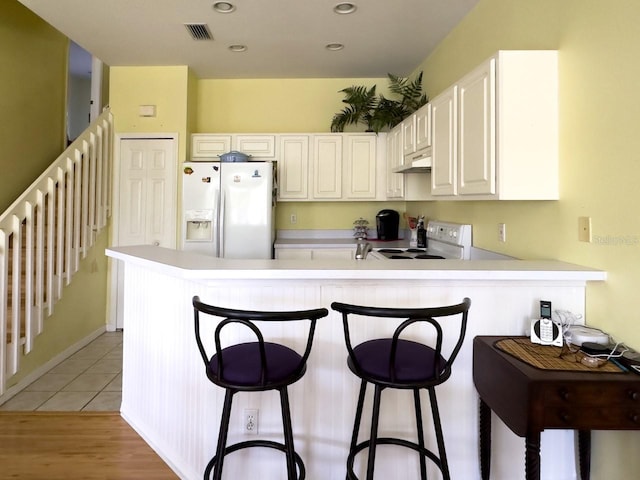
[431,50,559,200]
[275,248,313,260]
[275,247,354,260]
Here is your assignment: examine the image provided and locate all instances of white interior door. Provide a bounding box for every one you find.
[111,136,177,330]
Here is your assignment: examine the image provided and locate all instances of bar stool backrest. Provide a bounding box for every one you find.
[193,296,329,390]
[332,298,471,386]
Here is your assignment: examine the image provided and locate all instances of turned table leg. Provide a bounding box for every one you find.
[479,398,492,480]
[578,430,591,480]
[525,431,541,480]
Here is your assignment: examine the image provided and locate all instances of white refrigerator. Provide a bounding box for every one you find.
[182,161,275,259]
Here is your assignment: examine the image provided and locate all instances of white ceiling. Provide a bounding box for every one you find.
[18,0,479,79]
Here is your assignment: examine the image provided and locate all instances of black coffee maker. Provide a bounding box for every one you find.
[376,209,399,240]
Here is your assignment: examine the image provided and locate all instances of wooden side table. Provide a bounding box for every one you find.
[473,336,640,480]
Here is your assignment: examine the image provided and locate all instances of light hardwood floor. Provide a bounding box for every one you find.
[0,412,177,479]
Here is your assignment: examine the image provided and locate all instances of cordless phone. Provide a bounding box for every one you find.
[531,300,562,346]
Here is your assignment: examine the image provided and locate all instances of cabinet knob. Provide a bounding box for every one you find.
[559,388,570,401]
[559,411,571,423]
[630,413,639,424]
[153,241,160,246]
[628,390,639,401]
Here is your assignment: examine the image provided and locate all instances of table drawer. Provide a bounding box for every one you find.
[542,383,640,406]
[543,406,640,429]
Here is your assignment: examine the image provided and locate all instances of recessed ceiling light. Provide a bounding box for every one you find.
[213,2,236,13]
[334,3,357,14]
[228,44,247,52]
[325,43,344,51]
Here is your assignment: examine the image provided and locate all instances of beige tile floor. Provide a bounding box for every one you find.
[0,331,123,411]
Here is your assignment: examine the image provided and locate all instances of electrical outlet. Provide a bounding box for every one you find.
[290,214,297,225]
[498,223,506,242]
[578,216,592,242]
[243,408,258,435]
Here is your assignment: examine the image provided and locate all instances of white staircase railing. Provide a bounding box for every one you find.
[0,108,113,396]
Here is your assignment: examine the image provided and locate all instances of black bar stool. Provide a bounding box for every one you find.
[331,298,471,480]
[193,296,329,480]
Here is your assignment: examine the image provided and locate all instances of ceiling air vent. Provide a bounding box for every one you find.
[184,23,213,40]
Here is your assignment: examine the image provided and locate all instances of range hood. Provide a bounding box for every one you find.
[392,149,432,174]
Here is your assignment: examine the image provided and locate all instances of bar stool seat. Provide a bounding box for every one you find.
[193,296,328,480]
[331,298,471,480]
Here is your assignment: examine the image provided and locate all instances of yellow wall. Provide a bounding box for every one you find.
[411,0,640,474]
[0,0,67,211]
[109,66,190,162]
[196,78,388,133]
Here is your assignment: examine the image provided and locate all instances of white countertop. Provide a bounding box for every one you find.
[106,245,607,282]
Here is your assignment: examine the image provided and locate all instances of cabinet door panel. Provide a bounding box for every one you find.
[431,87,458,196]
[191,135,231,157]
[402,116,416,156]
[415,103,432,150]
[236,135,276,158]
[278,136,309,200]
[386,125,404,198]
[312,136,342,199]
[458,58,496,195]
[345,136,376,199]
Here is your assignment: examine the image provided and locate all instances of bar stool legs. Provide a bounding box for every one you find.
[203,387,305,480]
[345,384,452,480]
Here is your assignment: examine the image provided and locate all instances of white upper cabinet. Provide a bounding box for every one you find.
[415,103,432,152]
[277,135,309,200]
[431,50,559,200]
[402,103,432,164]
[191,134,232,158]
[235,135,276,158]
[458,58,496,196]
[402,115,417,157]
[431,85,458,196]
[312,135,343,199]
[191,134,276,159]
[191,132,382,202]
[344,134,377,199]
[275,133,382,202]
[386,124,404,199]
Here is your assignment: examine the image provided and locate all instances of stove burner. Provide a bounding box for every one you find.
[390,255,412,259]
[414,254,445,259]
[406,248,426,253]
[378,249,403,254]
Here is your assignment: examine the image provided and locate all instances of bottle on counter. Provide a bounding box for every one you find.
[417,217,426,248]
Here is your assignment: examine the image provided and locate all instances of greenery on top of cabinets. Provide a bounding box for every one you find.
[330,72,428,134]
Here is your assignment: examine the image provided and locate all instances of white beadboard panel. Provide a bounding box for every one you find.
[119,263,588,480]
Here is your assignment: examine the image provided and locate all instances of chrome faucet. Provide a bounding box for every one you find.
[355,241,372,260]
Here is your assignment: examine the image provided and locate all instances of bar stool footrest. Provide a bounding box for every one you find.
[205,440,305,480]
[346,437,443,480]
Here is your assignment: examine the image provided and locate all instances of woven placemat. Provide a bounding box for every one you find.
[495,337,623,373]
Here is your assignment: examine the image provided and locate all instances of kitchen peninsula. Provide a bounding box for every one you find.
[107,245,605,480]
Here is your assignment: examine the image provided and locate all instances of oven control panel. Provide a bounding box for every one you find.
[426,221,472,248]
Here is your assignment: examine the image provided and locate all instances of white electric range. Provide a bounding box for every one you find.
[373,221,472,260]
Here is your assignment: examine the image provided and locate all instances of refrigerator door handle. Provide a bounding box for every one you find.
[219,191,225,257]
